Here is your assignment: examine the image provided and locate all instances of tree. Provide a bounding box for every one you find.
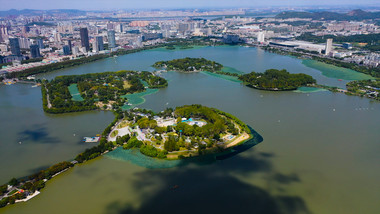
[123,136,143,149]
[164,136,179,152]
[8,178,18,186]
[140,145,158,157]
[0,184,7,195]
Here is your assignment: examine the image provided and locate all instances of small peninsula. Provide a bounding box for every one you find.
[108,105,252,159]
[346,79,380,100]
[41,70,168,113]
[153,57,223,72]
[239,69,316,91]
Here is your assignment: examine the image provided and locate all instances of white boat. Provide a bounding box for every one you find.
[83,137,100,143]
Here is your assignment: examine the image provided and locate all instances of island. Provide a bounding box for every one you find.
[238,69,316,91]
[153,57,223,72]
[0,104,253,208]
[41,70,168,113]
[107,104,252,159]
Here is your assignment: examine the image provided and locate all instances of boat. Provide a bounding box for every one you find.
[338,79,343,81]
[83,136,100,143]
[170,185,179,190]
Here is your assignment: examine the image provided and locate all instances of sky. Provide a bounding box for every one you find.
[0,0,379,10]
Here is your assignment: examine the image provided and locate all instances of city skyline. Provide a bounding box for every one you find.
[0,0,379,10]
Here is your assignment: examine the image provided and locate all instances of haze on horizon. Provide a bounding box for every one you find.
[0,0,379,11]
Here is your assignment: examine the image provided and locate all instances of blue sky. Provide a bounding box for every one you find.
[0,0,379,10]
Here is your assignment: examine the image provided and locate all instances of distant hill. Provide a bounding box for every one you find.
[275,9,380,21]
[0,9,87,17]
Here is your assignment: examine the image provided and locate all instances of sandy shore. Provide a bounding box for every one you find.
[225,132,250,148]
[15,191,40,203]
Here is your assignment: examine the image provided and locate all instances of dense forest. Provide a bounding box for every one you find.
[42,70,167,113]
[239,69,316,90]
[153,57,223,72]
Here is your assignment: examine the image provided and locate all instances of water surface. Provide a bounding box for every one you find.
[1,46,380,214]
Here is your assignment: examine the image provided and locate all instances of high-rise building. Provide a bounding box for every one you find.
[135,36,143,47]
[257,32,265,43]
[343,43,352,49]
[107,23,114,30]
[107,30,116,48]
[178,23,189,34]
[62,45,71,55]
[325,38,333,56]
[117,23,123,33]
[30,44,41,58]
[65,40,72,52]
[53,31,61,42]
[0,26,9,41]
[72,46,80,55]
[37,38,44,49]
[18,37,30,49]
[206,28,212,36]
[9,38,21,56]
[80,28,90,52]
[22,26,30,35]
[94,36,104,52]
[0,44,8,52]
[142,33,163,41]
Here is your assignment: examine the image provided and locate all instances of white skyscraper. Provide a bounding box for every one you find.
[325,38,333,56]
[53,31,61,43]
[18,37,30,49]
[72,46,80,55]
[257,31,265,43]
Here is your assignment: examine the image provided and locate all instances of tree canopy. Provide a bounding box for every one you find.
[239,69,316,90]
[153,57,223,72]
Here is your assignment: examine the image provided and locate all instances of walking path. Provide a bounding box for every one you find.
[15,191,40,203]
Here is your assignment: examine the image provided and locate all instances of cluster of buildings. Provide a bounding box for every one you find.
[0,8,379,76]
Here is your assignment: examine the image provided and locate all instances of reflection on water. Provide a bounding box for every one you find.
[0,84,115,183]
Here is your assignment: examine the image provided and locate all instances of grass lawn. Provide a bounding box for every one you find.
[110,130,119,138]
[117,121,129,128]
[123,81,132,89]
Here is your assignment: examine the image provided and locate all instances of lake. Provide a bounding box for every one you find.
[1,46,379,214]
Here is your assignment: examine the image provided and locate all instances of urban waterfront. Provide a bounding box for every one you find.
[1,46,380,214]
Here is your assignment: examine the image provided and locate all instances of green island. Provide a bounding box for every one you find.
[153,57,223,73]
[0,104,252,208]
[107,104,252,159]
[41,70,167,113]
[153,57,317,91]
[239,69,316,91]
[346,79,380,100]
